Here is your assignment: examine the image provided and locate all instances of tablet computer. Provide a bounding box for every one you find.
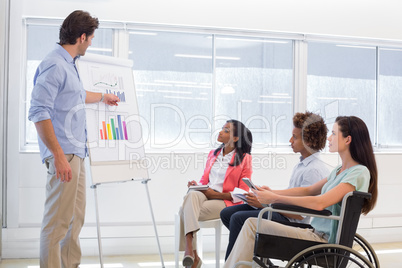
[242,178,258,190]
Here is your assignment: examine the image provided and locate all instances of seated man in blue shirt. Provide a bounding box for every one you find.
[220,111,329,260]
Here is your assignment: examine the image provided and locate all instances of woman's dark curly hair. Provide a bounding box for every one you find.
[293,111,327,152]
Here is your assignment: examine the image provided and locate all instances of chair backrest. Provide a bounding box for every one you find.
[336,191,372,248]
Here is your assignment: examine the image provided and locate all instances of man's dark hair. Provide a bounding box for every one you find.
[293,111,328,152]
[59,10,99,45]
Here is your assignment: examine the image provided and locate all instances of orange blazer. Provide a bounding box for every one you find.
[198,149,253,207]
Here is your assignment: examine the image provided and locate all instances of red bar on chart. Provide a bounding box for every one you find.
[102,121,107,140]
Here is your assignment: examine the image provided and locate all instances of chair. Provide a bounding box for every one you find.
[175,213,222,268]
[233,191,377,268]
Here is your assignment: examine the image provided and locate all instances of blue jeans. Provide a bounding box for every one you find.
[220,204,289,260]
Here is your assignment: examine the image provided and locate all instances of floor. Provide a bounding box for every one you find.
[0,242,401,268]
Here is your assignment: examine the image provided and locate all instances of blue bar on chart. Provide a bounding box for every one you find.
[106,89,126,102]
[117,115,124,140]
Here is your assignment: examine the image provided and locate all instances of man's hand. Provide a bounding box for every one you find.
[245,193,263,208]
[103,94,120,106]
[252,187,279,205]
[54,154,72,183]
[85,91,120,105]
[34,119,72,183]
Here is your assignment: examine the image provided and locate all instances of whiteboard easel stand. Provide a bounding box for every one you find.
[91,183,104,268]
[90,178,165,268]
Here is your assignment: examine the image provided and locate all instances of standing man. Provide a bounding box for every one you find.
[28,10,119,268]
[220,111,329,260]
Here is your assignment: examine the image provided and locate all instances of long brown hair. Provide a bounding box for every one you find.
[214,120,253,166]
[336,116,378,214]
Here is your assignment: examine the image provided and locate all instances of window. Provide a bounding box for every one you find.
[128,30,213,149]
[306,42,377,143]
[128,33,294,150]
[25,25,60,145]
[24,23,113,149]
[378,48,402,147]
[215,36,293,149]
[22,20,402,152]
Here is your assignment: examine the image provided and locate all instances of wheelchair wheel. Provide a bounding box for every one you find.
[352,233,379,268]
[285,244,374,268]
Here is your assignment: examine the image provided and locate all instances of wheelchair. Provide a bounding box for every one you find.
[233,191,379,268]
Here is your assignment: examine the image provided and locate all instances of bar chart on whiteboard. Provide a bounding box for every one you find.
[99,114,129,141]
[77,54,145,163]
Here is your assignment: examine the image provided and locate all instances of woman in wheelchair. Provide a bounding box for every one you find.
[224,116,378,268]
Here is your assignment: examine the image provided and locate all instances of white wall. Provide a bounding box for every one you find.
[18,0,402,41]
[3,0,402,258]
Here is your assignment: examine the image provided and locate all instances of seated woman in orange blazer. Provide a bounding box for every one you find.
[179,120,253,268]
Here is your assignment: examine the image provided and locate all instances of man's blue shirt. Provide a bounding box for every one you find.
[287,152,330,223]
[28,44,87,162]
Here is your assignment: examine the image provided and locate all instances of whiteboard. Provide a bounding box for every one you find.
[77,53,149,184]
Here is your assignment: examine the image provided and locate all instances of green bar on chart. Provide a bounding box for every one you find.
[111,118,116,140]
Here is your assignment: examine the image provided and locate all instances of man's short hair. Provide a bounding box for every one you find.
[293,111,328,152]
[59,10,99,45]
